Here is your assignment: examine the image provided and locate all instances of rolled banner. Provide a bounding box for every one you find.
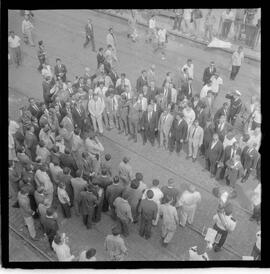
[207,37,232,49]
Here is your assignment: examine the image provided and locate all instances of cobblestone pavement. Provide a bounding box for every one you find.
[8,9,260,261]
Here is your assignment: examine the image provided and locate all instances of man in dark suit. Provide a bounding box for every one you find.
[59,148,78,177]
[216,141,242,180]
[97,47,105,68]
[147,81,160,103]
[83,18,96,52]
[225,90,242,126]
[168,112,188,155]
[205,133,223,177]
[42,76,55,107]
[241,143,259,183]
[203,61,216,86]
[106,176,124,220]
[54,58,67,83]
[42,208,59,249]
[72,101,87,134]
[215,114,232,143]
[24,126,38,161]
[79,185,98,229]
[141,104,158,146]
[213,102,229,127]
[196,102,209,129]
[28,98,43,120]
[136,70,148,94]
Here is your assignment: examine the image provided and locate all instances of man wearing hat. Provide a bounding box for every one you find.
[225,90,243,126]
[212,203,236,252]
[83,18,96,52]
[138,190,158,239]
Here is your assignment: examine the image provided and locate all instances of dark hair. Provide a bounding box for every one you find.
[187,59,192,62]
[28,97,34,103]
[130,179,139,189]
[105,154,111,161]
[99,47,103,52]
[86,248,96,259]
[63,167,70,175]
[46,208,54,217]
[112,226,121,236]
[56,58,61,62]
[135,172,143,181]
[38,40,43,46]
[76,169,83,177]
[113,176,119,183]
[121,73,126,78]
[152,179,159,186]
[53,233,62,245]
[74,128,80,135]
[64,148,70,154]
[101,169,107,176]
[146,189,154,199]
[52,145,59,153]
[141,70,146,74]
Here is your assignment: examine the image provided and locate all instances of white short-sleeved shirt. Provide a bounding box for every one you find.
[232,51,244,66]
[183,9,192,20]
[8,35,21,48]
[200,85,212,99]
[210,76,223,94]
[158,29,166,43]
[182,64,194,79]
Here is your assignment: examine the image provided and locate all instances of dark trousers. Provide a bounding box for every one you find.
[139,216,152,239]
[216,166,226,180]
[205,158,217,175]
[142,129,155,145]
[109,204,117,220]
[227,111,237,126]
[128,119,138,141]
[251,243,261,260]
[60,203,71,218]
[251,205,261,222]
[117,217,129,237]
[38,57,46,71]
[213,223,228,249]
[173,16,183,31]
[119,116,129,134]
[82,208,94,229]
[221,20,232,39]
[169,136,183,153]
[230,65,240,80]
[10,46,22,66]
[245,25,257,48]
[83,35,96,51]
[47,232,57,250]
[93,199,103,222]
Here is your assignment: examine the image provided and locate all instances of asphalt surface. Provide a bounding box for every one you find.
[8,9,261,261]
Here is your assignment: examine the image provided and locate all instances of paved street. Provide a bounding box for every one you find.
[8,9,260,261]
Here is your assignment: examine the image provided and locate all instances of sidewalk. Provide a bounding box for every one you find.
[98,9,260,63]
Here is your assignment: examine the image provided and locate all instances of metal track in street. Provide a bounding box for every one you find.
[9,225,54,262]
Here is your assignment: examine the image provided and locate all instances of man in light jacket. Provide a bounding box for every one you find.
[88,93,105,134]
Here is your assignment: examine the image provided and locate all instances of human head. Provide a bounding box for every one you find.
[147,104,153,113]
[112,226,121,236]
[56,58,61,65]
[9,30,15,37]
[93,93,98,101]
[120,73,126,80]
[146,189,154,199]
[86,248,96,259]
[105,153,111,161]
[123,156,130,164]
[168,178,174,186]
[135,172,143,181]
[238,46,243,53]
[88,18,92,24]
[142,70,147,77]
[187,59,192,66]
[142,85,148,95]
[130,179,139,189]
[210,61,215,68]
[194,119,199,127]
[99,47,103,54]
[113,176,120,184]
[212,133,219,142]
[152,179,160,187]
[53,233,62,245]
[223,102,229,110]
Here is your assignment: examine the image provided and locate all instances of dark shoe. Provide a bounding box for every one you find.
[192,158,197,163]
[12,202,20,208]
[162,242,168,248]
[249,216,256,222]
[214,246,221,252]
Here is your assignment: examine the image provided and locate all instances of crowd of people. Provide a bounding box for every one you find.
[8,10,261,261]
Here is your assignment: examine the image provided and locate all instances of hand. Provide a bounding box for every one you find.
[141,127,144,130]
[180,139,183,143]
[155,128,158,131]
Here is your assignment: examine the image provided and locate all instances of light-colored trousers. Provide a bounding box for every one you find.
[160,130,169,149]
[188,140,200,158]
[24,216,36,238]
[179,204,197,227]
[91,115,103,133]
[161,224,177,243]
[152,201,161,226]
[24,29,34,45]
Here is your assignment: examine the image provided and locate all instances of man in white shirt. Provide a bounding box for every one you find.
[8,31,22,67]
[230,46,244,80]
[210,72,223,100]
[79,248,97,261]
[115,73,132,91]
[213,203,236,252]
[22,14,35,46]
[106,27,117,62]
[182,59,194,80]
[88,93,105,134]
[200,80,212,99]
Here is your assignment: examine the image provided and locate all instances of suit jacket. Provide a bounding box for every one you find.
[197,108,209,129]
[206,139,223,163]
[97,52,105,67]
[241,146,259,170]
[42,80,54,104]
[54,64,67,79]
[221,145,242,164]
[106,183,124,207]
[28,103,43,119]
[85,23,94,37]
[213,107,229,125]
[225,94,242,117]
[141,111,158,131]
[215,121,231,142]
[128,101,140,122]
[24,131,38,160]
[59,153,77,175]
[138,198,158,221]
[158,112,174,135]
[136,76,148,93]
[42,216,59,238]
[188,124,204,147]
[170,118,188,141]
[72,106,86,129]
[79,191,97,215]
[203,66,216,84]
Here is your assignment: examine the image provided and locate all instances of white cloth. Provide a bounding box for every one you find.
[149,18,156,29]
[157,29,166,43]
[88,98,105,117]
[213,213,236,232]
[200,85,212,99]
[207,37,232,49]
[22,19,34,34]
[106,33,116,49]
[9,120,20,135]
[115,78,132,90]
[210,76,223,94]
[8,35,21,48]
[256,231,261,250]
[251,184,261,206]
[183,108,195,127]
[232,51,244,66]
[57,187,70,204]
[183,9,192,20]
[223,136,236,149]
[222,10,235,21]
[52,241,74,261]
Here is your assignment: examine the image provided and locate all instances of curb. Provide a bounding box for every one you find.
[95,10,260,63]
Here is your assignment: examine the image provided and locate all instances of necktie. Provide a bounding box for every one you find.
[77,108,81,116]
[34,104,38,111]
[192,127,196,138]
[231,149,235,159]
[149,112,152,121]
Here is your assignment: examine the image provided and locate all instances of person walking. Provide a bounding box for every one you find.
[37,40,47,72]
[230,46,244,80]
[220,9,235,40]
[8,31,22,67]
[22,14,35,46]
[83,18,96,52]
[173,9,184,32]
[138,190,158,239]
[178,185,201,227]
[113,196,133,237]
[204,9,216,42]
[159,195,179,247]
[104,226,128,261]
